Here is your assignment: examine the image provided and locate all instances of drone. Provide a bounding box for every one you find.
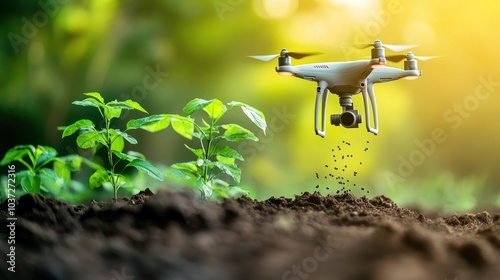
[249,40,435,137]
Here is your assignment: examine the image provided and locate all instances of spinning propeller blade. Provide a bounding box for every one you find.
[385,54,439,62]
[248,51,320,62]
[286,52,322,59]
[355,43,419,52]
[247,54,280,62]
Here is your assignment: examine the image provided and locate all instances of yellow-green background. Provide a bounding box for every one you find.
[2,0,499,211]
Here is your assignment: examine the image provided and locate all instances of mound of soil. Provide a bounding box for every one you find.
[1,189,499,280]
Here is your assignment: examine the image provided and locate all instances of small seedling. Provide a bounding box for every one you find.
[168,98,267,199]
[0,144,87,196]
[61,92,164,200]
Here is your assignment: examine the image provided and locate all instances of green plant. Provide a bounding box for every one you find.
[61,92,165,200]
[168,98,267,199]
[0,145,87,196]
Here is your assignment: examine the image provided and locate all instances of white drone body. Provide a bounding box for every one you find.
[250,40,434,137]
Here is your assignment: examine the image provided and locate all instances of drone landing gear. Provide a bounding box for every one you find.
[314,81,329,138]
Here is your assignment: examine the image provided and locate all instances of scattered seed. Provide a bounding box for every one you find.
[315,173,319,178]
[325,164,328,167]
[316,185,319,188]
[361,187,364,191]
[326,187,330,190]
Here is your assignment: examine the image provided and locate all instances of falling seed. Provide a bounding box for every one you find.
[325,164,328,167]
[367,141,369,143]
[336,190,340,194]
[345,165,347,168]
[316,185,319,188]
[342,169,345,172]
[316,173,319,178]
[354,183,356,186]
[361,187,364,190]
[326,187,330,190]
[367,191,370,193]
[347,179,350,182]
[342,156,345,159]
[334,160,337,162]
[360,162,362,165]
[325,176,327,179]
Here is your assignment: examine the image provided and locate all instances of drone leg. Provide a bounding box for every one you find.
[361,81,379,135]
[315,81,329,137]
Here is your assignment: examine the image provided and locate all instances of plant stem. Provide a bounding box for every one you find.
[104,112,118,200]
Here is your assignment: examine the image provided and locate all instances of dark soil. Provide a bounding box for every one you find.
[1,189,500,280]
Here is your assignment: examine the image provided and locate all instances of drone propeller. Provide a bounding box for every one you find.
[248,50,320,62]
[386,53,439,62]
[355,41,419,52]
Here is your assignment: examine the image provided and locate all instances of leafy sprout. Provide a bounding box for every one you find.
[166,98,267,199]
[0,144,90,196]
[61,92,165,200]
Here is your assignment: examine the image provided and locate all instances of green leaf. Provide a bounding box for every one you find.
[171,116,194,140]
[39,168,65,194]
[126,115,166,130]
[76,130,102,149]
[216,155,235,165]
[107,100,148,113]
[18,170,41,193]
[212,146,243,161]
[172,161,199,174]
[123,100,148,113]
[184,144,204,159]
[72,98,102,108]
[89,169,109,189]
[61,119,94,138]
[203,99,226,120]
[109,130,125,153]
[215,161,241,184]
[221,124,258,142]
[53,159,71,181]
[126,159,164,181]
[165,168,196,180]
[228,101,267,135]
[34,146,58,169]
[104,106,122,120]
[0,145,33,165]
[141,114,172,132]
[112,151,136,163]
[84,92,105,103]
[183,98,213,115]
[127,150,145,160]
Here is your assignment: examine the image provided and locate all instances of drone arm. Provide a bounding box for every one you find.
[361,81,379,135]
[314,81,329,137]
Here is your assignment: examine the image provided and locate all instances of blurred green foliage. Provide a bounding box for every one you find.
[1,0,500,210]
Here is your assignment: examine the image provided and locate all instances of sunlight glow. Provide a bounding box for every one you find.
[253,0,298,19]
